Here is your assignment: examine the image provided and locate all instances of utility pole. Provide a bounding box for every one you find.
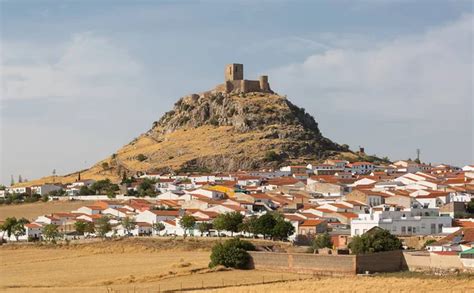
[416,148,421,162]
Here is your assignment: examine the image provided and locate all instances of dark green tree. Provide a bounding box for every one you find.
[42,224,61,243]
[179,215,196,238]
[271,219,295,241]
[255,213,277,239]
[96,216,112,238]
[349,229,402,254]
[198,222,213,237]
[312,232,333,251]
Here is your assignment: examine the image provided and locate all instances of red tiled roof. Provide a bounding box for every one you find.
[300,219,325,227]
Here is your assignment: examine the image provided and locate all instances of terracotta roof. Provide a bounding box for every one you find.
[25,223,42,228]
[453,220,474,228]
[431,228,474,246]
[150,210,180,216]
[300,219,325,227]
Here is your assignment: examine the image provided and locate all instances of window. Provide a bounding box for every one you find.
[401,226,406,234]
[413,227,417,234]
[421,223,426,229]
[407,226,412,233]
[392,226,397,232]
[431,223,436,234]
[438,224,443,233]
[355,229,360,235]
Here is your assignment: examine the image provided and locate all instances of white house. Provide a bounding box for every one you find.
[351,206,452,236]
[135,209,181,224]
[73,206,105,215]
[35,215,62,225]
[348,162,375,174]
[191,188,225,200]
[31,184,62,196]
[25,223,43,240]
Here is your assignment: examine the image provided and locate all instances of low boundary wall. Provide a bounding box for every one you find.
[248,251,404,275]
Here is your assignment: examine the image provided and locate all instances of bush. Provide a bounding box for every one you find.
[312,232,333,250]
[209,238,255,269]
[136,154,147,162]
[264,150,280,162]
[349,229,402,254]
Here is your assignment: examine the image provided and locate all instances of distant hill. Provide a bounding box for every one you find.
[17,64,386,186]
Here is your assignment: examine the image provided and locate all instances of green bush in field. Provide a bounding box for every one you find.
[209,238,255,269]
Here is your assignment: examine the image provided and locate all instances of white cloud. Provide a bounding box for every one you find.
[1,32,143,101]
[269,14,473,164]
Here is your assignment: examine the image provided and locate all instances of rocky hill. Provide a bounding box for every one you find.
[17,64,375,186]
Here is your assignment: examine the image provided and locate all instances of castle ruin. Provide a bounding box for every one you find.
[215,63,273,94]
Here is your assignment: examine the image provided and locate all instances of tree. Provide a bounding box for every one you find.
[41,194,49,202]
[121,217,136,236]
[96,216,112,238]
[79,186,93,195]
[137,178,157,197]
[467,200,474,214]
[213,212,244,236]
[255,213,277,239]
[12,222,26,241]
[312,232,333,251]
[239,215,259,237]
[264,150,280,162]
[152,222,165,236]
[349,229,402,254]
[225,212,244,236]
[74,221,95,235]
[0,217,18,239]
[209,238,255,269]
[271,219,295,241]
[213,215,226,236]
[43,224,61,243]
[179,215,196,238]
[198,222,212,237]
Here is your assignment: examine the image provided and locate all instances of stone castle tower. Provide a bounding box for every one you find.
[215,63,272,94]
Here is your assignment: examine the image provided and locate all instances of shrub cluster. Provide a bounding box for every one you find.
[209,238,255,269]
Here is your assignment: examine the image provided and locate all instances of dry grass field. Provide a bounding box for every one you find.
[0,201,86,221]
[205,275,474,293]
[0,238,303,292]
[1,238,472,293]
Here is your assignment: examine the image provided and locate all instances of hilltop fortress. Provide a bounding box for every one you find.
[214,63,273,94]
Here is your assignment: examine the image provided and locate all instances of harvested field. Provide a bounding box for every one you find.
[1,238,472,292]
[203,274,474,292]
[0,201,86,221]
[0,238,302,292]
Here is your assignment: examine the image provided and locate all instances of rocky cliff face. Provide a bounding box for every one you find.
[14,91,352,186]
[125,91,344,173]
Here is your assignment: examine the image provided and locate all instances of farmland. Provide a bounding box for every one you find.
[1,238,473,292]
[0,201,86,221]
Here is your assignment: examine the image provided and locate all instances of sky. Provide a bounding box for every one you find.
[1,0,473,185]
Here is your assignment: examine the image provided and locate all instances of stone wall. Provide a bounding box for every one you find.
[356,250,405,273]
[248,251,355,276]
[249,251,410,275]
[249,250,472,275]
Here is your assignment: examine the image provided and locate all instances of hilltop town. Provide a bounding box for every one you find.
[1,65,473,280]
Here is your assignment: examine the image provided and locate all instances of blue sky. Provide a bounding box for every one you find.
[1,0,473,184]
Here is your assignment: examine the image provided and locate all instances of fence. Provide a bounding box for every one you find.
[104,273,312,293]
